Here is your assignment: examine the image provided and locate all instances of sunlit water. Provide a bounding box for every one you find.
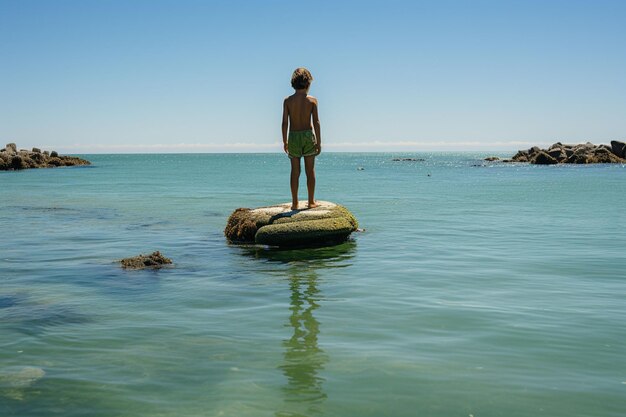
[1,153,625,417]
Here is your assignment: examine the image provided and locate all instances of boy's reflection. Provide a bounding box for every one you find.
[240,242,355,417]
[279,265,328,412]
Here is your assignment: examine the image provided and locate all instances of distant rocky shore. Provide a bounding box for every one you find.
[0,143,90,171]
[487,141,626,165]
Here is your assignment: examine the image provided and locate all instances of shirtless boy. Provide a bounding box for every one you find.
[282,67,322,210]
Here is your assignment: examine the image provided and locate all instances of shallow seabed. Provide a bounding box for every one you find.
[1,153,625,416]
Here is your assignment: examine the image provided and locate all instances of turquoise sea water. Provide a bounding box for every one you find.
[1,153,625,417]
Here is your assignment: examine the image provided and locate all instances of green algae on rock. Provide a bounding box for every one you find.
[224,201,358,247]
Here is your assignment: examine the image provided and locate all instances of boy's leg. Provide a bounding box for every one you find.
[304,155,317,208]
[290,157,301,210]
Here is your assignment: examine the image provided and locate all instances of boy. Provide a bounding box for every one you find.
[282,67,322,210]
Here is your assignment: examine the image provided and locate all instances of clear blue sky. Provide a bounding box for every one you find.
[1,0,625,153]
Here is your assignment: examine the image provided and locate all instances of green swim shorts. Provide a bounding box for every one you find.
[287,130,317,158]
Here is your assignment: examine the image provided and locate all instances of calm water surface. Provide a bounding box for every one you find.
[1,153,625,416]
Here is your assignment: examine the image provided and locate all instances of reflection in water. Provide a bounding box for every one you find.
[278,265,327,416]
[239,242,355,417]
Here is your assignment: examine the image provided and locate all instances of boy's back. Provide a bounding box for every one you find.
[284,93,317,131]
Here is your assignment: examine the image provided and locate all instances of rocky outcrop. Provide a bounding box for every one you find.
[509,141,626,164]
[225,201,359,247]
[120,251,172,269]
[0,143,90,171]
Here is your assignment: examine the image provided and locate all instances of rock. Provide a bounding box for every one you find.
[0,143,90,170]
[59,155,90,167]
[10,155,25,170]
[225,201,359,248]
[548,142,563,150]
[47,157,63,167]
[0,365,46,400]
[484,156,500,161]
[120,251,172,270]
[567,153,589,164]
[0,366,46,388]
[30,152,46,164]
[590,148,624,163]
[576,142,595,152]
[23,157,37,168]
[574,145,590,155]
[610,140,626,158]
[533,151,558,165]
[547,148,567,162]
[511,150,529,162]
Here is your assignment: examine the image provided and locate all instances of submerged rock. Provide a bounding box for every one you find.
[0,366,46,388]
[225,201,359,247]
[0,143,90,171]
[120,251,172,270]
[0,366,46,403]
[0,366,46,401]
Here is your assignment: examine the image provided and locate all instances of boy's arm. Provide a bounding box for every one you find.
[281,99,289,154]
[312,99,321,154]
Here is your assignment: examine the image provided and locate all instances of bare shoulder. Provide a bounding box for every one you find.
[283,96,292,111]
[307,95,318,105]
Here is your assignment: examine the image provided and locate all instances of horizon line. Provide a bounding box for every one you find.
[6,140,583,154]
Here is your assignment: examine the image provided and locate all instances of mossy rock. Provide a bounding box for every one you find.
[119,251,172,270]
[224,201,358,247]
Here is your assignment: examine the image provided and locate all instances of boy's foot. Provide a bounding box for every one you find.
[291,203,299,210]
[307,201,319,209]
